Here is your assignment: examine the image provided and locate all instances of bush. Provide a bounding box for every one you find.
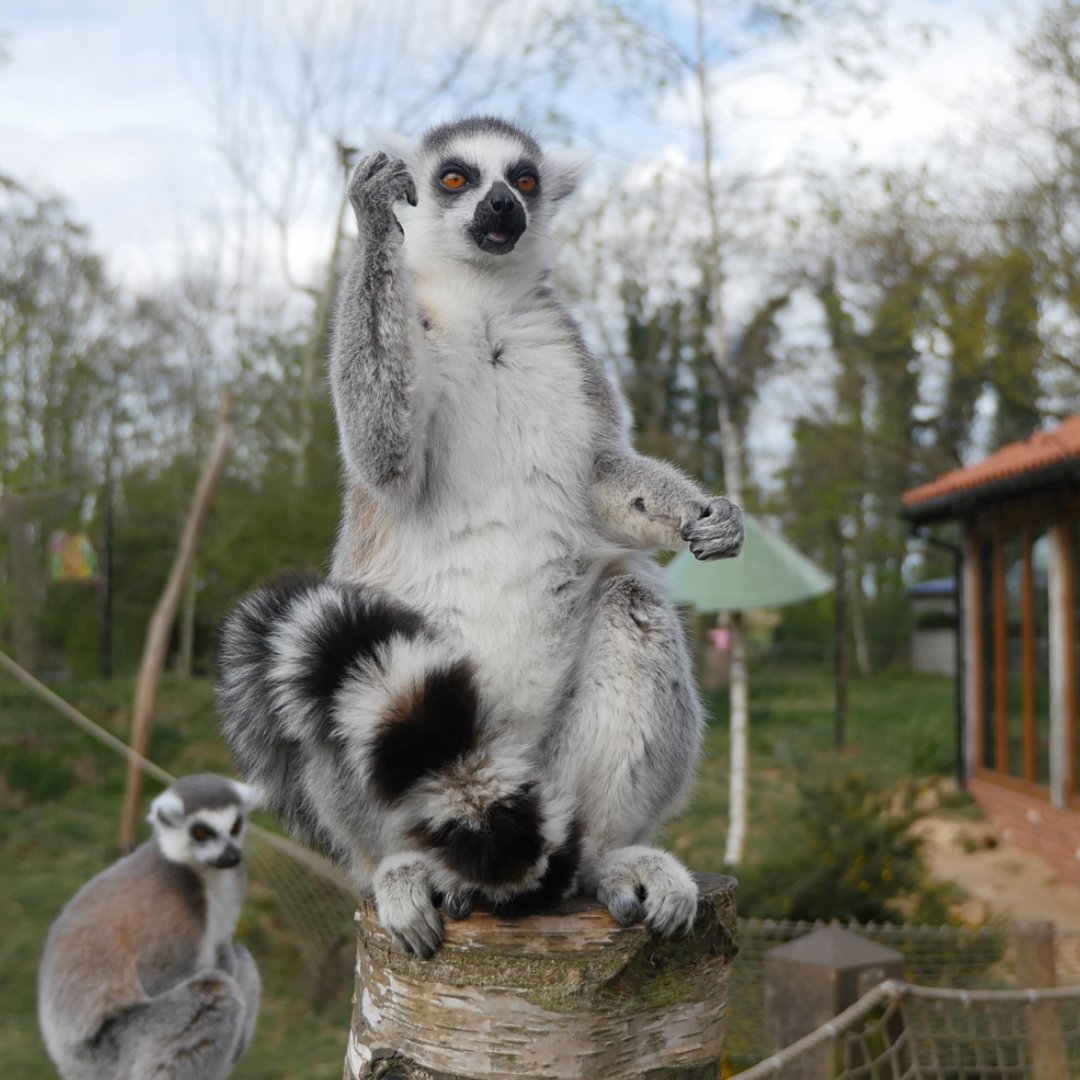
[735,768,954,923]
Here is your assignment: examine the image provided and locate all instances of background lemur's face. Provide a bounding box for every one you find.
[387,118,585,270]
[149,775,256,871]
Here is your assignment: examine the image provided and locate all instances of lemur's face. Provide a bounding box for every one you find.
[391,118,584,269]
[150,778,253,871]
[426,133,539,257]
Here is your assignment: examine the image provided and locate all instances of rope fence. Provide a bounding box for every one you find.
[737,980,1080,1079]
[726,918,1080,1070]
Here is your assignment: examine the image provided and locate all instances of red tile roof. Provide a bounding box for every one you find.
[903,415,1080,508]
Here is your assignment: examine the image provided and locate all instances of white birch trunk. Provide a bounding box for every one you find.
[693,0,749,868]
[723,611,749,865]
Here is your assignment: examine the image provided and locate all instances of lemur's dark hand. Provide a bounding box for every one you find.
[348,152,418,239]
[681,497,743,561]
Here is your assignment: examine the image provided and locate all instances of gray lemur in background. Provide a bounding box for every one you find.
[38,775,261,1080]
[216,116,743,958]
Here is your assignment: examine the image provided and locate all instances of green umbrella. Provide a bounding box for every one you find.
[666,513,833,612]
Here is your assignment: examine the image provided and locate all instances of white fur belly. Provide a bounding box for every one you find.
[391,303,602,719]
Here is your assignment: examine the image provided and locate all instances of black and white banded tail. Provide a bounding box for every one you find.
[214,575,569,896]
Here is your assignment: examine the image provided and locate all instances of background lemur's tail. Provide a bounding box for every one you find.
[215,575,562,893]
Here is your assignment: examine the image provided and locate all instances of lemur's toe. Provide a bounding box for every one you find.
[599,887,644,927]
[374,854,443,959]
[643,884,697,937]
[440,890,475,921]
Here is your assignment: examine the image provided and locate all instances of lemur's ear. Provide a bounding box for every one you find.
[230,781,263,811]
[364,126,419,168]
[544,150,591,203]
[149,789,184,828]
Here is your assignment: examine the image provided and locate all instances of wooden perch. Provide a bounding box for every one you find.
[118,393,234,850]
[344,874,736,1080]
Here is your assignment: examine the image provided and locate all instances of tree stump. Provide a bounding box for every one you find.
[344,874,737,1080]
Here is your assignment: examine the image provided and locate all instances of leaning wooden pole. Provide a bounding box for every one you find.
[118,393,234,850]
[345,874,737,1080]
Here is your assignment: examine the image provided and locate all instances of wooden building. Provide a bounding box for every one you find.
[903,417,1080,885]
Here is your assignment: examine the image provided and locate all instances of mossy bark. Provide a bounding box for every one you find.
[344,874,737,1080]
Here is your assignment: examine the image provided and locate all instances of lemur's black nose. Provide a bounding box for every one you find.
[488,183,516,215]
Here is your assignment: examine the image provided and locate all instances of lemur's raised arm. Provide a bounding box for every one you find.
[330,153,427,496]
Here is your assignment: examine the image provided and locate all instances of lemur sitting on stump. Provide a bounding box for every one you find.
[216,116,743,958]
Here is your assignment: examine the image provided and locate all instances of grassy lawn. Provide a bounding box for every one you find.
[1,663,957,1077]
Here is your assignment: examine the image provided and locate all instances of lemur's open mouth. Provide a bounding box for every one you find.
[473,223,524,254]
[470,194,526,255]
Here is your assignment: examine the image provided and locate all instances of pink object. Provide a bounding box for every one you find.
[707,628,730,651]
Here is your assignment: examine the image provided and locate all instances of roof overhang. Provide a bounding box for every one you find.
[902,459,1080,527]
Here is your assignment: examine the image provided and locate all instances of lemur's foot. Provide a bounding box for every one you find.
[373,853,442,959]
[596,846,698,937]
[681,496,743,561]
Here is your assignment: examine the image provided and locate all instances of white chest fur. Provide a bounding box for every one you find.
[386,272,605,718]
[197,870,243,969]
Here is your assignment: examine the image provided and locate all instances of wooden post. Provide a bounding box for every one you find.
[118,394,234,850]
[345,874,736,1080]
[764,925,905,1080]
[1017,921,1067,1080]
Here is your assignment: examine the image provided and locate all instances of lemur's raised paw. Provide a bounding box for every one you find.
[373,853,443,959]
[597,846,698,938]
[348,152,418,236]
[681,497,743,561]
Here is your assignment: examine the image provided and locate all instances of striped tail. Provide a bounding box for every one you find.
[214,574,560,894]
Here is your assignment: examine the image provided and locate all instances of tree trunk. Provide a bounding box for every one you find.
[118,394,234,850]
[723,613,749,865]
[345,875,737,1080]
[7,496,40,672]
[174,565,197,677]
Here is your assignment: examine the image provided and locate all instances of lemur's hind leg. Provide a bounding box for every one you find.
[550,566,703,936]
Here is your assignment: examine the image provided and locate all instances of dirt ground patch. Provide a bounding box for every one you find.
[914,812,1080,932]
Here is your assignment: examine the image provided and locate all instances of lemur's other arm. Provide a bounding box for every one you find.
[591,450,743,560]
[330,153,425,495]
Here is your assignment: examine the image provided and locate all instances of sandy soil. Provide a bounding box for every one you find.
[913,811,1080,932]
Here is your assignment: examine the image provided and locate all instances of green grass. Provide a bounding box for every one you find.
[1,663,957,1077]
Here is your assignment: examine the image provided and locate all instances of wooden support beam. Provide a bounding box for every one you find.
[344,875,736,1080]
[118,394,234,850]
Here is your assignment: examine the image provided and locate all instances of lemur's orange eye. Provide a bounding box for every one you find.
[441,172,467,190]
[191,824,211,842]
[516,174,537,193]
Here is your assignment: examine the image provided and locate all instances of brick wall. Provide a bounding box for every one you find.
[969,776,1080,886]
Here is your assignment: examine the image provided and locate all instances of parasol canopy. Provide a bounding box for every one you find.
[665,512,833,612]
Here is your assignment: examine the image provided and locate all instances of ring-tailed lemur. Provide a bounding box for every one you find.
[38,775,261,1080]
[216,116,743,958]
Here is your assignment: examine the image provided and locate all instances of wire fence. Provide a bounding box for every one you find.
[737,980,1080,1079]
[726,918,1080,1071]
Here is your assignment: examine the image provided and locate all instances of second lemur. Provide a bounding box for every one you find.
[217,116,743,957]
